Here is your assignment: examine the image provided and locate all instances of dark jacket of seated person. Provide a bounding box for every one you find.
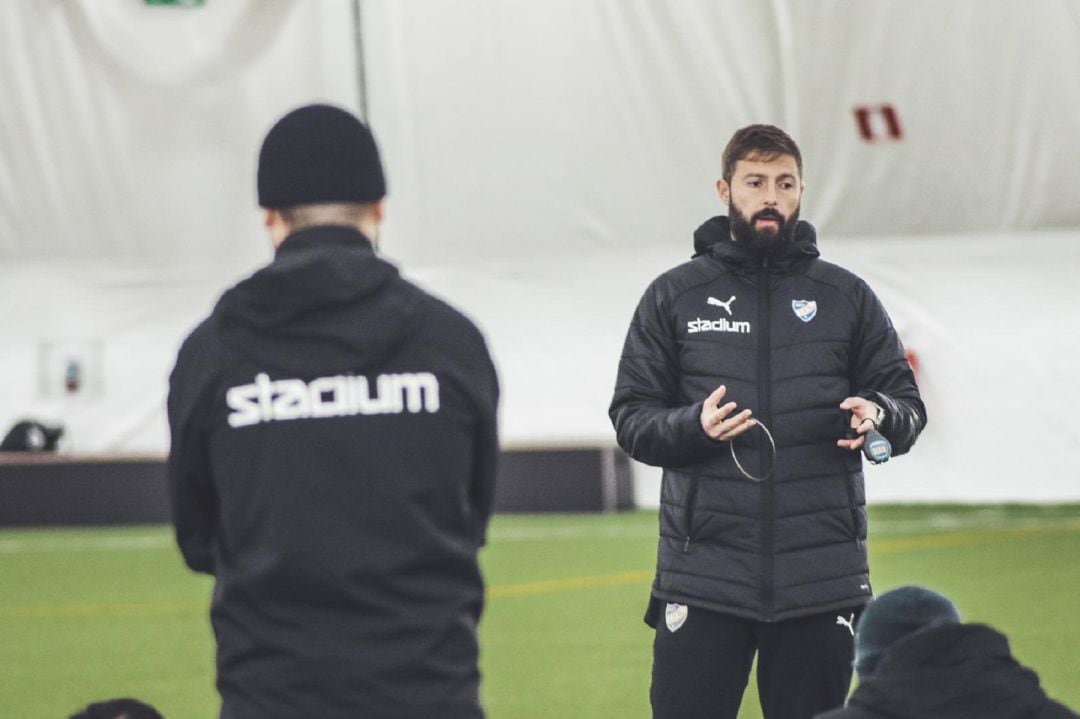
[816,586,1077,719]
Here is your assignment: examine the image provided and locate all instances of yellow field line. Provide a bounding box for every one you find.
[3,520,1078,620]
[872,519,1080,554]
[486,520,1080,600]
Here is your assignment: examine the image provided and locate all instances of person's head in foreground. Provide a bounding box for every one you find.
[69,698,164,719]
[853,584,961,679]
[818,585,1080,719]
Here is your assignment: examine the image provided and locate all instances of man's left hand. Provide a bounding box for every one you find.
[837,396,881,452]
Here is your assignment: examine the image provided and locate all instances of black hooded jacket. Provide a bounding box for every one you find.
[610,217,925,622]
[816,624,1078,719]
[168,226,499,719]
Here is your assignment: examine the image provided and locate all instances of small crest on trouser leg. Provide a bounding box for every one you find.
[665,603,688,632]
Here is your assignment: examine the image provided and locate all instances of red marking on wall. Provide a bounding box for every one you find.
[905,349,920,384]
[854,105,903,142]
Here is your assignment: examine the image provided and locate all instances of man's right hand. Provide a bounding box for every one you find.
[700,385,756,441]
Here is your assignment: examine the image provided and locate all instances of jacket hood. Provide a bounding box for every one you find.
[214,225,420,374]
[691,215,820,271]
[849,624,1053,719]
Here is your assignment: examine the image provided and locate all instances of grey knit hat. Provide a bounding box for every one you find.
[854,585,961,678]
[257,104,386,209]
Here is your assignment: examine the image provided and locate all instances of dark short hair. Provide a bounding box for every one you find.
[69,698,164,719]
[721,124,803,184]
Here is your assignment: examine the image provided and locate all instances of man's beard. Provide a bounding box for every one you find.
[729,200,800,256]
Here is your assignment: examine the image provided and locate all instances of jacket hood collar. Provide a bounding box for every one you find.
[274,224,378,261]
[226,225,394,322]
[214,225,417,374]
[692,215,820,271]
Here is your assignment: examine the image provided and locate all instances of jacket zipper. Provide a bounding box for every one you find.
[683,477,699,552]
[758,258,775,621]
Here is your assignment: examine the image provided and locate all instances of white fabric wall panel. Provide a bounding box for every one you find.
[1,1,1078,501]
[0,263,235,451]
[824,232,1080,502]
[0,0,359,451]
[364,0,789,265]
[0,0,358,266]
[361,1,1080,501]
[410,232,1080,503]
[786,0,1080,236]
[364,0,1080,267]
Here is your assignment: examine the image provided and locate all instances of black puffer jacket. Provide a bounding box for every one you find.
[610,217,925,622]
[816,624,1079,719]
[168,226,499,719]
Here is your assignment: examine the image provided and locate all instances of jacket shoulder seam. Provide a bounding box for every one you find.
[654,258,732,307]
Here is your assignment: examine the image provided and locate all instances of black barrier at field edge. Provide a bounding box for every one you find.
[0,447,635,527]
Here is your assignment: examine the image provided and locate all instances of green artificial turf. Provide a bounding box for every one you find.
[1,505,1078,718]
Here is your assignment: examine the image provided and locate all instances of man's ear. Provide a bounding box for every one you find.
[264,209,289,249]
[716,179,730,206]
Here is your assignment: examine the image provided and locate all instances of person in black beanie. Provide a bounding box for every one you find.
[815,585,1078,719]
[167,103,499,719]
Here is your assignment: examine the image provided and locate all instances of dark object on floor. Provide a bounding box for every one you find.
[0,419,64,452]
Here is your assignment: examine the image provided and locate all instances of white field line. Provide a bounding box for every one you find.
[872,513,1080,533]
[0,512,1078,555]
[490,513,1080,541]
[0,534,173,554]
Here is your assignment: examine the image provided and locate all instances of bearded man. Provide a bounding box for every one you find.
[609,124,926,719]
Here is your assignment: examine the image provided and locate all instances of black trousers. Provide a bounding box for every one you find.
[650,600,861,719]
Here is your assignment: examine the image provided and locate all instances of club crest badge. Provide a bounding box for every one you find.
[792,299,817,323]
[665,602,688,632]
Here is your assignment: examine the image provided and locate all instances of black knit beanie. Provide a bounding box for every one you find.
[854,585,961,678]
[257,104,386,208]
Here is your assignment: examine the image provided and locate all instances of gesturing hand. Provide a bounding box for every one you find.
[700,385,756,441]
[836,396,881,452]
